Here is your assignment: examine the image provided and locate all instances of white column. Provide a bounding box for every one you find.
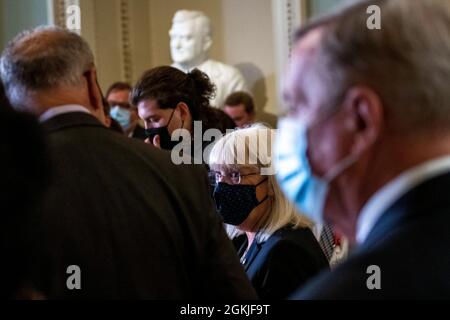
[271,0,307,114]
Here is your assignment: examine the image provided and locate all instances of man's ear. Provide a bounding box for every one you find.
[104,115,112,128]
[176,102,191,121]
[84,67,103,112]
[343,86,384,155]
[202,35,213,53]
[84,66,106,124]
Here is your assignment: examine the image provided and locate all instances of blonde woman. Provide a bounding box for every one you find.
[209,124,329,299]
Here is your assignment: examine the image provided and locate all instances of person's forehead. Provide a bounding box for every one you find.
[137,99,166,117]
[224,104,246,112]
[295,28,324,54]
[283,28,324,108]
[289,28,324,79]
[211,164,258,174]
[107,89,130,101]
[170,20,197,36]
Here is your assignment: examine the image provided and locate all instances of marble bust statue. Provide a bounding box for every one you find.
[169,10,248,109]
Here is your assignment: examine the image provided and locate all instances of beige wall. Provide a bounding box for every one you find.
[221,0,277,125]
[84,0,279,125]
[80,0,152,94]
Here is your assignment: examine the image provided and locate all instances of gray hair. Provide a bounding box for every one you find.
[300,0,450,133]
[0,26,94,110]
[171,10,212,38]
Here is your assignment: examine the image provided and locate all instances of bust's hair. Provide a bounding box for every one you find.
[172,10,212,37]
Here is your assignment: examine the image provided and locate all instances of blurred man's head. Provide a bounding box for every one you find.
[278,0,450,240]
[106,82,137,132]
[0,26,105,123]
[169,10,212,69]
[224,91,255,128]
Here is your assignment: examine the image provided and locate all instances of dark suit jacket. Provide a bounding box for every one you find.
[34,111,257,300]
[1,109,48,298]
[293,172,450,299]
[239,225,329,299]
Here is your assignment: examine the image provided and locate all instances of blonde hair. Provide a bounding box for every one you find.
[209,123,312,242]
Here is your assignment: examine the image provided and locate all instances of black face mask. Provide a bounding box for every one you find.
[213,179,269,226]
[145,109,181,150]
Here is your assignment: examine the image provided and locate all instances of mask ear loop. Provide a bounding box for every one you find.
[323,153,359,183]
[166,107,177,127]
[306,108,361,184]
[251,179,273,244]
[255,178,269,187]
[254,178,270,212]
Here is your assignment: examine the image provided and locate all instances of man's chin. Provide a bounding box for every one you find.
[171,55,191,65]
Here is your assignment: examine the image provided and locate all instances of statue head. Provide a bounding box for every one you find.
[169,10,213,70]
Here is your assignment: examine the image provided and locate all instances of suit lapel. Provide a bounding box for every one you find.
[243,228,287,271]
[243,241,263,272]
[362,172,450,250]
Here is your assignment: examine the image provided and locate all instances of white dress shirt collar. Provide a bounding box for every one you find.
[356,155,450,244]
[39,104,91,123]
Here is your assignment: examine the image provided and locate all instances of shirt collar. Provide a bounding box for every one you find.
[39,105,91,123]
[356,155,450,244]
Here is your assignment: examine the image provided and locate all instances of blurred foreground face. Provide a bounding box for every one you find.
[276,28,362,236]
[283,28,349,178]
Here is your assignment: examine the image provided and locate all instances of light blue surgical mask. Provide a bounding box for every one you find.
[275,117,358,225]
[110,106,131,129]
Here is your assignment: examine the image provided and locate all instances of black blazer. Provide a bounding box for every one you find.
[293,172,450,299]
[238,225,329,299]
[1,110,48,298]
[33,112,257,300]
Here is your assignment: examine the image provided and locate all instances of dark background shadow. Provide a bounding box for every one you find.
[236,62,278,128]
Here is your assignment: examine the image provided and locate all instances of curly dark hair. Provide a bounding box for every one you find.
[131,66,216,121]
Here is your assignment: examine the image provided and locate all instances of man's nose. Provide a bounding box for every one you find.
[173,38,182,49]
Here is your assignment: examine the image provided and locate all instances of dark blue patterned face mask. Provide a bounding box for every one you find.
[213,179,268,226]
